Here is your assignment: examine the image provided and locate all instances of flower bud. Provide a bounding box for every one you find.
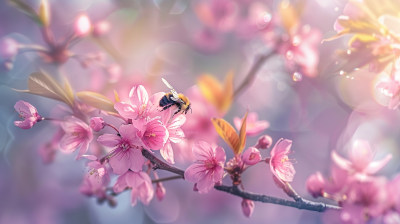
[74,14,92,36]
[14,100,42,129]
[0,38,18,59]
[254,135,272,149]
[156,182,166,201]
[90,117,105,131]
[93,21,110,36]
[242,147,261,165]
[306,172,325,198]
[241,199,255,217]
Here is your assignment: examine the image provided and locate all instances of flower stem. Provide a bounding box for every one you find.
[152,175,183,183]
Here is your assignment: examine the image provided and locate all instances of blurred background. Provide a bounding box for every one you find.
[1,0,400,223]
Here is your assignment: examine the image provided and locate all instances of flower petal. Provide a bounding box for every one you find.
[129,149,146,172]
[365,154,392,174]
[331,150,352,171]
[184,163,207,183]
[196,173,214,194]
[161,142,175,164]
[97,134,120,147]
[109,150,131,174]
[270,138,292,158]
[114,102,137,119]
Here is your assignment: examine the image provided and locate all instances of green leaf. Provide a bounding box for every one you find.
[76,91,116,113]
[14,71,74,107]
[8,0,43,26]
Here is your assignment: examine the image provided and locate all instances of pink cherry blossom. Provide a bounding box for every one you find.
[138,118,168,150]
[342,177,388,221]
[160,109,186,164]
[269,138,295,183]
[97,124,145,174]
[14,100,42,129]
[306,172,325,198]
[233,112,269,137]
[194,0,239,32]
[241,199,255,218]
[113,171,154,206]
[90,117,105,131]
[114,85,151,120]
[278,25,322,78]
[80,160,110,199]
[59,116,93,159]
[184,141,226,193]
[242,147,261,165]
[331,140,392,176]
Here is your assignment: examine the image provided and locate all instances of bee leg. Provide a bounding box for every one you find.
[173,104,182,116]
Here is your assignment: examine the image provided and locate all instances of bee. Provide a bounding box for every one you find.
[160,78,191,115]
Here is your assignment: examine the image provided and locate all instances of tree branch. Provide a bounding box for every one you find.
[141,148,185,177]
[214,185,340,212]
[234,50,277,98]
[140,148,340,212]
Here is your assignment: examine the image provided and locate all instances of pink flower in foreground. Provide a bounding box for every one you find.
[59,116,93,159]
[160,110,186,164]
[241,199,255,218]
[113,171,154,206]
[97,124,144,174]
[269,138,295,183]
[114,85,151,120]
[234,112,269,137]
[331,140,392,176]
[242,147,261,165]
[138,118,168,150]
[80,160,110,199]
[14,100,42,129]
[184,141,226,193]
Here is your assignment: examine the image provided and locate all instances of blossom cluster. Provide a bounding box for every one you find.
[307,140,398,223]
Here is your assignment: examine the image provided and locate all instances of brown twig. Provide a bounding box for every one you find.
[234,50,277,98]
[140,148,341,212]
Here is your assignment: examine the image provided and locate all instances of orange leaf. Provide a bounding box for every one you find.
[237,112,248,155]
[197,72,233,114]
[221,71,233,113]
[197,74,222,107]
[211,118,240,155]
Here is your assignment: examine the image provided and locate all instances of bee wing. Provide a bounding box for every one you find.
[162,78,179,99]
